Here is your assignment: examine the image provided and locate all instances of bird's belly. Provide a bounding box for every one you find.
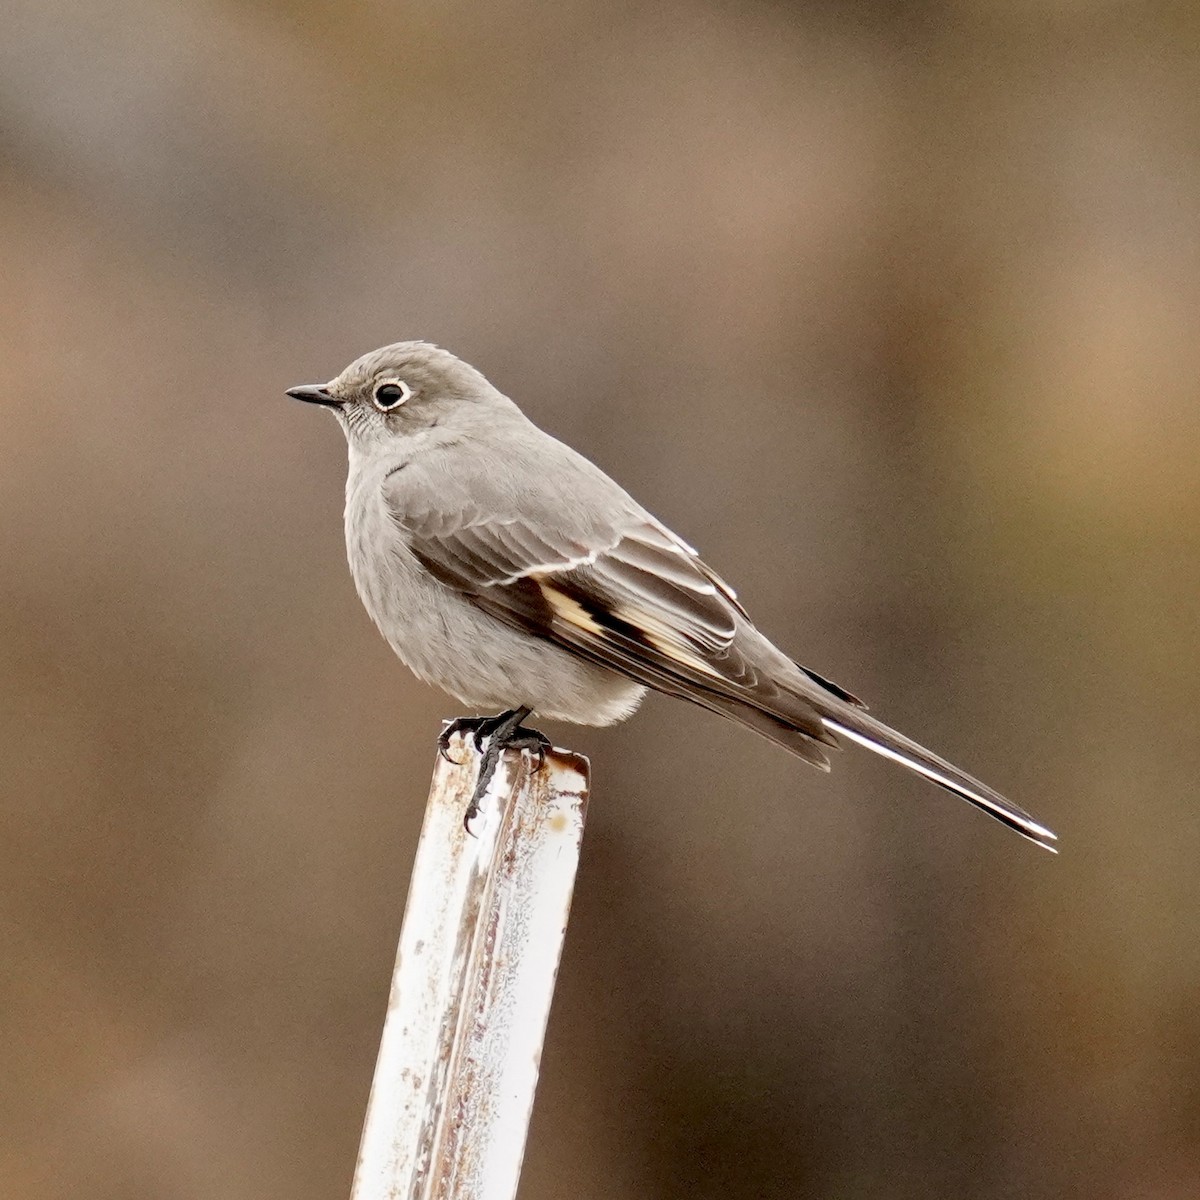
[344,494,644,726]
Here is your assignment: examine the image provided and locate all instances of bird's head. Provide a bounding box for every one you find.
[287,341,512,455]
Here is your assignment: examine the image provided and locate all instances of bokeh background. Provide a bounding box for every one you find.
[3,2,1199,1197]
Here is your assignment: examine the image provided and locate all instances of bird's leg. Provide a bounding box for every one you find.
[440,708,552,828]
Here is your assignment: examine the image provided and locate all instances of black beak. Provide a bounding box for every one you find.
[286,383,342,409]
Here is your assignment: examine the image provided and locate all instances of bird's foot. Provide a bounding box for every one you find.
[437,716,493,765]
[439,708,551,829]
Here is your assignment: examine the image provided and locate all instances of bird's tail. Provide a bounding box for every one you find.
[704,672,1057,850]
[817,704,1057,851]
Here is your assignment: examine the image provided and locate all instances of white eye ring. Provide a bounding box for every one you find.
[373,379,414,411]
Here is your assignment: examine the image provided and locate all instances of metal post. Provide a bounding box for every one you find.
[350,734,590,1200]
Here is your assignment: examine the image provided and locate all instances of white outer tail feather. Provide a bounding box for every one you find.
[821,717,1058,852]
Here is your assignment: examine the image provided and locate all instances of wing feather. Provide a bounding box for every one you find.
[394,492,839,749]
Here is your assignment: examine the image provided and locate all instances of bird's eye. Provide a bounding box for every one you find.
[373,380,413,410]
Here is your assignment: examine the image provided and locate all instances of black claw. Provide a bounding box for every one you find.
[436,732,463,765]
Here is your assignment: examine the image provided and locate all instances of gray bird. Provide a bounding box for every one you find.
[288,342,1056,850]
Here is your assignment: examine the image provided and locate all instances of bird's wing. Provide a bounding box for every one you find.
[389,463,853,763]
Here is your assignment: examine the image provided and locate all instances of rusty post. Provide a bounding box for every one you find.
[349,733,590,1200]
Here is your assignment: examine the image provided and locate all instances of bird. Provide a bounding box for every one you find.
[287,341,1056,850]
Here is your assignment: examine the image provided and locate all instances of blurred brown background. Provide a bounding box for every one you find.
[3,1,1198,1197]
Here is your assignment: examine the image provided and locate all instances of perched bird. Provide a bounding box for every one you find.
[288,342,1056,850]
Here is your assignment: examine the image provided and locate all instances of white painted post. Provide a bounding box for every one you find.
[349,734,590,1200]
